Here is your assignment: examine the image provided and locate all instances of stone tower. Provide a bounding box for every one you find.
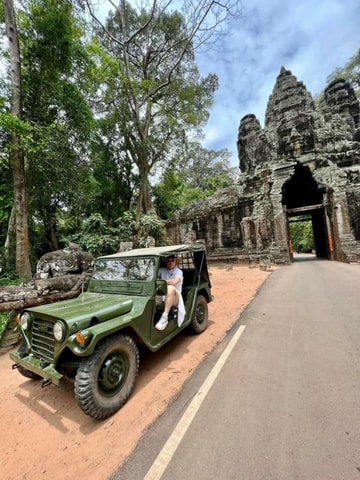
[168,67,360,264]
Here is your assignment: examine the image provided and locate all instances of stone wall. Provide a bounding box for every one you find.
[169,67,360,264]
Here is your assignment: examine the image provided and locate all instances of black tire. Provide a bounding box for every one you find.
[74,334,139,419]
[17,341,41,380]
[190,295,208,334]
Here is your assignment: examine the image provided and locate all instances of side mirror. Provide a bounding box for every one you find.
[156,279,167,295]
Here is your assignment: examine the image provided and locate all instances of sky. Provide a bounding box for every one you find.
[94,0,360,168]
[195,0,360,167]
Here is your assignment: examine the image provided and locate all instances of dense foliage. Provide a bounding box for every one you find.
[0,0,240,274]
[0,1,357,278]
[153,142,237,219]
[0,276,21,341]
[289,218,315,253]
[0,313,7,339]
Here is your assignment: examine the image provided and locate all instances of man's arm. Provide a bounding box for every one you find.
[165,276,181,287]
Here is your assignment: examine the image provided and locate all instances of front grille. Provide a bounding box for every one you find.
[32,318,55,363]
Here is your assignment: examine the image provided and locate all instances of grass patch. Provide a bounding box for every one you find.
[0,312,9,340]
[0,277,22,286]
[0,277,22,341]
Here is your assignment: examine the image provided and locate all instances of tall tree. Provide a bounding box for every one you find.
[89,114,138,222]
[84,0,240,227]
[19,0,94,251]
[153,141,237,219]
[2,0,31,279]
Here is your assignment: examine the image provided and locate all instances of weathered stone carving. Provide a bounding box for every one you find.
[1,247,94,312]
[0,247,94,349]
[119,241,134,252]
[36,245,93,279]
[168,67,360,264]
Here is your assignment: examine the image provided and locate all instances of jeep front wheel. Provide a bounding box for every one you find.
[74,334,139,419]
[190,295,208,334]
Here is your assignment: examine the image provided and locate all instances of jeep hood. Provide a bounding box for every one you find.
[27,293,133,325]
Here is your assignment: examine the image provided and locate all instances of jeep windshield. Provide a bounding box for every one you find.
[92,257,156,282]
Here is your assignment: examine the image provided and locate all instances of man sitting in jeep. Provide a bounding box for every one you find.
[10,244,212,419]
[155,255,185,330]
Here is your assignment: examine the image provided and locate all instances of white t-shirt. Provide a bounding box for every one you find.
[159,267,183,293]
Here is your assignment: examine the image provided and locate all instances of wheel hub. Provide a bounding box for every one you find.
[98,353,128,395]
[196,305,205,324]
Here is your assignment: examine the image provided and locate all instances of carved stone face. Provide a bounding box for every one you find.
[237,114,262,173]
[277,114,314,157]
[184,230,196,243]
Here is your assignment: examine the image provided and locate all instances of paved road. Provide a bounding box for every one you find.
[112,257,360,480]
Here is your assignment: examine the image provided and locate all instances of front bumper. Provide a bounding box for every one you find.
[10,351,63,385]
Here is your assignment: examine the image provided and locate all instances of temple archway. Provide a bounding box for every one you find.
[282,163,330,260]
[170,69,360,265]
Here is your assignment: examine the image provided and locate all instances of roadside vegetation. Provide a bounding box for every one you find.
[0,0,240,281]
[289,217,315,253]
[0,276,21,341]
[0,313,7,339]
[0,1,358,283]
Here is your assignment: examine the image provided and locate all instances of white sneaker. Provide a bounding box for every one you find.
[155,313,168,331]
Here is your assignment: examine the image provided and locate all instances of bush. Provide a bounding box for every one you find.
[137,210,166,247]
[0,312,9,341]
[290,218,315,253]
[68,210,167,256]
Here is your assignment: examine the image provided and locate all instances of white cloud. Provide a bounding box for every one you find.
[89,0,359,168]
[197,0,360,166]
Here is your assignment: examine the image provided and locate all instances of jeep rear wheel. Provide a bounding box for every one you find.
[190,295,208,334]
[74,334,139,419]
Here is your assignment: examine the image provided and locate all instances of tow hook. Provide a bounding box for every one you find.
[41,379,52,388]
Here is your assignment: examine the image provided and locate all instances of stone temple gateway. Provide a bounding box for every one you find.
[167,67,360,264]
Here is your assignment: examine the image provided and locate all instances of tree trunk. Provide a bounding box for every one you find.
[142,179,152,213]
[41,206,59,251]
[135,157,153,227]
[3,0,32,280]
[4,205,15,256]
[135,175,153,228]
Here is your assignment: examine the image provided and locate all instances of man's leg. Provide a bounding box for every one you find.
[163,286,179,313]
[155,286,179,330]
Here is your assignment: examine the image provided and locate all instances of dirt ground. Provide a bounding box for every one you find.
[0,263,271,480]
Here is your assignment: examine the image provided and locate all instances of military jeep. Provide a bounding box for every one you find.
[10,244,212,419]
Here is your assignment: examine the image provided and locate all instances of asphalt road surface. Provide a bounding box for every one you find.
[112,256,360,480]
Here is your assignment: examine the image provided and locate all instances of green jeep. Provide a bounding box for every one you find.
[10,244,212,419]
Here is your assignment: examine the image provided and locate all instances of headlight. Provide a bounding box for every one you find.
[53,321,65,342]
[20,312,32,330]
